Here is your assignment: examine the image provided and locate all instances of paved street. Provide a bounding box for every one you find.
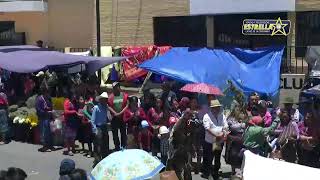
[0,137,231,180]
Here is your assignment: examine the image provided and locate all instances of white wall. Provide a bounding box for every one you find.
[190,0,295,15]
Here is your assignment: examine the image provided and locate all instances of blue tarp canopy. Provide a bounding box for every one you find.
[0,45,125,74]
[139,47,284,96]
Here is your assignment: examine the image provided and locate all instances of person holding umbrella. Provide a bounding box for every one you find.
[91,92,110,165]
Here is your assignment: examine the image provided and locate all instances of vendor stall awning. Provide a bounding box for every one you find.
[139,47,284,95]
[0,45,125,74]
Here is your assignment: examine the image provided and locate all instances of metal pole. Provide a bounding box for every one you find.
[96,0,102,84]
[96,0,101,57]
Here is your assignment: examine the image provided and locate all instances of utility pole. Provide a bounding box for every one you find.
[96,0,102,82]
[96,0,101,57]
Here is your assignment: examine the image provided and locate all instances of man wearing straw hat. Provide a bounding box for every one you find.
[91,92,110,165]
[201,100,228,180]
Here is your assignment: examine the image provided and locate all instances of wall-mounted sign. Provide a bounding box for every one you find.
[242,18,291,36]
[279,74,305,104]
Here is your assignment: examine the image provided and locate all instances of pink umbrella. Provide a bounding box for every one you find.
[180,83,223,95]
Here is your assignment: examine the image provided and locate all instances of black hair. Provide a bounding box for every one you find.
[5,167,27,180]
[251,105,259,116]
[68,169,87,180]
[257,100,267,110]
[129,96,139,104]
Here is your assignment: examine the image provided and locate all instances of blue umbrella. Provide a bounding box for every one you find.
[91,149,164,180]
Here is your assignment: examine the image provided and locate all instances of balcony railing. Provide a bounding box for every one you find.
[282,46,309,74]
[0,0,48,12]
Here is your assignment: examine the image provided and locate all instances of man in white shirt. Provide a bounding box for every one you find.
[201,100,228,180]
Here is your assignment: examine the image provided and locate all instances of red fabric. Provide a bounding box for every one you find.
[24,78,35,95]
[123,109,134,123]
[123,107,147,124]
[63,99,77,121]
[0,97,7,106]
[180,83,223,95]
[78,108,90,124]
[121,46,172,81]
[158,46,172,55]
[138,130,153,151]
[121,46,156,81]
[32,126,41,145]
[108,92,129,110]
[248,116,264,126]
[147,108,163,126]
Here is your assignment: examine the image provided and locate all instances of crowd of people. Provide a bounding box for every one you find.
[1,73,320,180]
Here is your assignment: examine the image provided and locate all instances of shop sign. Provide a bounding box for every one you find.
[242,18,291,36]
[279,74,305,104]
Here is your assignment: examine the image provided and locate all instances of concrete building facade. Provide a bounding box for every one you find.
[0,0,95,48]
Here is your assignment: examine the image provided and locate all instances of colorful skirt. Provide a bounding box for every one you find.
[78,123,93,143]
[64,125,77,142]
[0,109,9,134]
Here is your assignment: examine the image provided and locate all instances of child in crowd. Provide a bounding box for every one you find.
[168,116,178,133]
[138,120,153,152]
[147,98,163,126]
[171,100,181,119]
[78,97,94,158]
[159,126,170,165]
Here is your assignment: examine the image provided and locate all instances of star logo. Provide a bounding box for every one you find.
[271,18,288,36]
[242,18,291,36]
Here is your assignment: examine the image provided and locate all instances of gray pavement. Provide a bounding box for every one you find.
[0,137,231,180]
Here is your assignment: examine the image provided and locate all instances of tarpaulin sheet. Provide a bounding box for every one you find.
[139,47,284,95]
[0,45,125,73]
[121,46,171,81]
[243,150,320,180]
[121,46,157,81]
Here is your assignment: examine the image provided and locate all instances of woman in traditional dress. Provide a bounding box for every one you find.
[297,112,320,167]
[78,96,94,158]
[123,96,147,148]
[0,85,9,144]
[63,93,81,156]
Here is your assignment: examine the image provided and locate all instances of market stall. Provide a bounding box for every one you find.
[0,45,126,144]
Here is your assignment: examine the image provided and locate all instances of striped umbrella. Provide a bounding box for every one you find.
[180,83,223,95]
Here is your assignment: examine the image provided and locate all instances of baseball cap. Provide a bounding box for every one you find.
[141,120,149,128]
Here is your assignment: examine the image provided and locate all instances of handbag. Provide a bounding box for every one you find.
[160,171,179,180]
